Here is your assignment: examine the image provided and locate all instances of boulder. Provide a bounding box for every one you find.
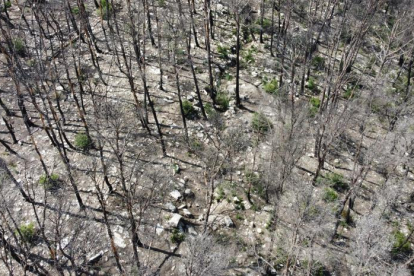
[167,214,183,228]
[170,190,182,201]
[113,232,127,249]
[156,224,164,236]
[182,209,193,218]
[184,189,194,197]
[165,202,177,213]
[224,216,234,227]
[187,226,198,236]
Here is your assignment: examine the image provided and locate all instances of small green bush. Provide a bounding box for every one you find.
[215,186,226,202]
[251,112,272,133]
[327,172,349,192]
[343,87,356,99]
[182,100,196,119]
[217,45,230,60]
[97,0,112,19]
[309,97,320,117]
[323,188,338,202]
[263,78,279,94]
[203,103,215,117]
[71,6,80,15]
[13,39,26,56]
[215,92,229,110]
[74,133,92,151]
[306,77,319,93]
[243,48,255,64]
[1,1,11,12]
[392,230,412,257]
[16,223,36,243]
[170,229,185,243]
[38,173,60,190]
[224,73,233,81]
[312,56,325,70]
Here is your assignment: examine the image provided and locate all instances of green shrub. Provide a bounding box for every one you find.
[312,56,325,70]
[217,45,230,60]
[170,229,185,243]
[343,87,356,99]
[327,172,349,192]
[243,48,255,64]
[215,92,229,110]
[263,78,279,94]
[97,0,112,19]
[16,223,36,243]
[258,18,271,29]
[13,39,26,56]
[204,103,215,117]
[71,6,80,14]
[74,133,92,151]
[1,1,11,12]
[182,100,196,119]
[251,112,272,133]
[323,188,338,202]
[38,173,60,190]
[215,186,226,202]
[309,97,320,117]
[306,77,319,93]
[392,230,412,257]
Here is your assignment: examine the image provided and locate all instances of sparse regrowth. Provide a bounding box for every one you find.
[251,112,272,133]
[16,223,36,243]
[74,133,92,151]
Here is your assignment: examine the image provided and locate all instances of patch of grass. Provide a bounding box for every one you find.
[327,172,349,192]
[224,73,233,81]
[189,137,203,153]
[235,213,244,220]
[203,103,216,117]
[343,87,356,99]
[13,38,26,56]
[38,173,60,190]
[1,1,11,12]
[71,6,80,15]
[182,100,196,119]
[312,56,325,70]
[309,97,320,117]
[251,112,272,133]
[97,0,112,19]
[263,78,279,94]
[392,230,412,257]
[243,48,255,64]
[306,77,319,94]
[16,223,36,243]
[170,229,185,244]
[215,186,226,202]
[323,187,338,202]
[217,45,230,60]
[215,92,229,111]
[74,133,92,151]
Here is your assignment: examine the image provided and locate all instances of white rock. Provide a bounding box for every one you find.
[156,224,164,236]
[178,204,187,210]
[168,214,183,228]
[170,190,182,201]
[113,232,127,249]
[184,188,193,196]
[263,206,274,212]
[188,226,198,236]
[165,202,177,213]
[182,209,193,218]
